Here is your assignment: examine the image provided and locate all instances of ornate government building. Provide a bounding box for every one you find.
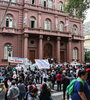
[0,0,84,66]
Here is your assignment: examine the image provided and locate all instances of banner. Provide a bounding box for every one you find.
[35,59,50,69]
[8,57,25,63]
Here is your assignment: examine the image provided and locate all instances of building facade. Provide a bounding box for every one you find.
[0,0,84,66]
[84,33,90,51]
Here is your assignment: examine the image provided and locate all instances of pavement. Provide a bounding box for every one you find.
[36,84,71,100]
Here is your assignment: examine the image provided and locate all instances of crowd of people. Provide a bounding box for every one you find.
[0,62,90,100]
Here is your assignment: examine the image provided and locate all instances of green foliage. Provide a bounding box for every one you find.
[85,51,90,62]
[64,0,89,19]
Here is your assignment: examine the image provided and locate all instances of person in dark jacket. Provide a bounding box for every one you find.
[39,83,53,100]
[18,79,26,100]
[62,72,70,100]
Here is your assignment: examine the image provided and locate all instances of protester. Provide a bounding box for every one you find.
[7,80,20,100]
[39,83,53,100]
[27,86,39,100]
[56,71,62,91]
[71,69,88,100]
[0,83,6,100]
[18,79,26,100]
[62,72,70,100]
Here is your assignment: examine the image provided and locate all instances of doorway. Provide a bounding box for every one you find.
[44,43,52,58]
[60,51,64,63]
[29,50,35,63]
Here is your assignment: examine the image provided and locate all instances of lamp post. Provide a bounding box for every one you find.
[7,45,13,65]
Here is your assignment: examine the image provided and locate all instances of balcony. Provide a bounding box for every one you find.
[23,27,71,37]
[0,1,22,9]
[0,27,22,35]
[72,35,84,40]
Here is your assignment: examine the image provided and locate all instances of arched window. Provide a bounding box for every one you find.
[30,17,36,28]
[72,25,78,35]
[73,48,78,61]
[48,0,53,8]
[6,15,13,28]
[44,19,51,30]
[4,44,13,59]
[59,1,63,11]
[59,21,64,32]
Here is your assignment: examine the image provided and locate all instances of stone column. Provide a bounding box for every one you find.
[68,38,72,62]
[24,34,29,58]
[39,35,43,59]
[57,37,61,64]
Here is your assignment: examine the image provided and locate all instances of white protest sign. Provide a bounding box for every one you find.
[35,59,50,69]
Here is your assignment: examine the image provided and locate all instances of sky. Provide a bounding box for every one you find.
[84,9,90,23]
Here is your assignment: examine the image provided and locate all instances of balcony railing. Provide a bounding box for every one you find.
[0,0,22,8]
[0,27,22,34]
[23,27,71,37]
[72,35,84,40]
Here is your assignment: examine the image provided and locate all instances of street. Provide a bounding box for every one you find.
[37,84,71,100]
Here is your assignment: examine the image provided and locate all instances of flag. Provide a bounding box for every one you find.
[23,17,27,23]
[64,24,69,27]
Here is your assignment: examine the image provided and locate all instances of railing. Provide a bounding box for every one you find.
[0,27,22,34]
[72,35,84,40]
[23,27,71,37]
[0,0,22,7]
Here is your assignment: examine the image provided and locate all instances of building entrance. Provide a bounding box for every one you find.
[44,43,52,58]
[29,50,35,63]
[60,51,65,63]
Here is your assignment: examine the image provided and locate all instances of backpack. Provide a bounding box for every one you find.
[66,78,84,95]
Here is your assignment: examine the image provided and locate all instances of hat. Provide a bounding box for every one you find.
[11,80,16,85]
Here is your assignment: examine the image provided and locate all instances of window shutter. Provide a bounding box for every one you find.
[48,21,50,30]
[48,0,52,8]
[60,22,63,32]
[44,21,47,30]
[4,46,8,59]
[60,2,63,11]
[9,17,13,28]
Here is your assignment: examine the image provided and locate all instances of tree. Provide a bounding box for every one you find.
[64,0,90,20]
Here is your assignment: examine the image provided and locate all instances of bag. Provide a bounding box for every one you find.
[66,78,84,95]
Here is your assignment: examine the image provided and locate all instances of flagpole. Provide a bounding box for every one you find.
[0,0,11,28]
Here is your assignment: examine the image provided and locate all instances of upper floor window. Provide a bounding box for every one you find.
[59,1,63,11]
[73,9,78,16]
[11,0,16,3]
[6,15,13,28]
[44,19,51,30]
[43,0,47,8]
[59,21,64,32]
[5,0,16,3]
[72,25,78,35]
[48,0,53,8]
[30,17,36,28]
[73,48,78,61]
[30,0,35,4]
[4,44,13,59]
